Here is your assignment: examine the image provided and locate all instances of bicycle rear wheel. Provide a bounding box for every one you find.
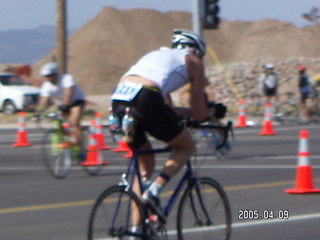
[88,185,146,240]
[42,129,72,179]
[177,177,231,240]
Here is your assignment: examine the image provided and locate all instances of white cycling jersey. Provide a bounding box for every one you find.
[40,73,85,104]
[122,48,190,95]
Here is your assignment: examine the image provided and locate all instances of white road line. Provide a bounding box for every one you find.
[167,212,320,236]
[96,212,320,239]
[1,164,319,171]
[232,212,320,228]
[234,125,320,134]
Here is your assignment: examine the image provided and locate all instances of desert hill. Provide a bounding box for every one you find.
[32,7,320,105]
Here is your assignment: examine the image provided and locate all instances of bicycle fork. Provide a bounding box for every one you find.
[189,179,213,226]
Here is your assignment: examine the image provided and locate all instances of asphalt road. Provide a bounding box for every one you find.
[1,123,320,240]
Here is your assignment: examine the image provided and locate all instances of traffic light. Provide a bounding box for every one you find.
[203,0,220,29]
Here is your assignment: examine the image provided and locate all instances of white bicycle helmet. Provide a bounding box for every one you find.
[171,29,206,58]
[40,62,59,76]
[265,64,275,69]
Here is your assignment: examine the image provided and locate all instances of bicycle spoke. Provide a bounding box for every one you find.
[177,178,231,240]
[88,186,145,240]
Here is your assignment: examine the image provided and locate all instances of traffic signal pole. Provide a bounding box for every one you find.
[203,0,220,29]
[193,0,220,36]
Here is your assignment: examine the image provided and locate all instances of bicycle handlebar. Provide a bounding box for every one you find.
[31,111,62,122]
[183,118,234,150]
[28,112,64,130]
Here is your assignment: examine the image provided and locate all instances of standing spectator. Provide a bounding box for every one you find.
[258,64,279,104]
[298,65,311,121]
[308,73,320,121]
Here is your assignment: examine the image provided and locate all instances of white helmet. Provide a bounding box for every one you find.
[265,64,275,69]
[40,62,59,76]
[171,29,206,57]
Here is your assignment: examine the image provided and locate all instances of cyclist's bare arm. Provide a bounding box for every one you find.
[63,86,74,105]
[36,96,50,114]
[186,49,208,121]
[163,93,193,118]
[164,54,215,120]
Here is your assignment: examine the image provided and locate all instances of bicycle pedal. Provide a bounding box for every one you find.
[149,214,158,222]
[142,193,166,224]
[147,204,166,224]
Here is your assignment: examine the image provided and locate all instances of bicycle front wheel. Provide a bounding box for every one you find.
[88,185,146,240]
[177,177,231,240]
[42,129,72,179]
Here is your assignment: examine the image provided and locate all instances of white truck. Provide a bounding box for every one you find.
[0,73,40,114]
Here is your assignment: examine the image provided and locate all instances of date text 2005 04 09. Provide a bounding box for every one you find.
[238,209,289,220]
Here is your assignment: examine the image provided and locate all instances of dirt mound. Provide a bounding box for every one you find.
[33,8,190,94]
[33,8,320,96]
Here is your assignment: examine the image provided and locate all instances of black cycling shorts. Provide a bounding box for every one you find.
[70,100,86,108]
[263,87,277,97]
[300,92,309,104]
[60,100,85,114]
[112,88,184,149]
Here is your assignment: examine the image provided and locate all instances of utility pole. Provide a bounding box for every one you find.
[192,0,203,37]
[56,0,67,73]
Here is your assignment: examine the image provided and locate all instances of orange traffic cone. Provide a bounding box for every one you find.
[113,139,131,152]
[285,130,320,194]
[81,120,109,166]
[235,99,248,128]
[124,149,133,158]
[94,112,111,150]
[12,111,32,147]
[259,102,276,135]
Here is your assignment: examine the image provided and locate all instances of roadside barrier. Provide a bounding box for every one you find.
[94,112,111,150]
[12,111,32,147]
[285,130,320,194]
[235,99,248,128]
[259,102,276,135]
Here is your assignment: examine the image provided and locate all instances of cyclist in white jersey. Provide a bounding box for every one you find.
[37,62,86,153]
[112,30,223,226]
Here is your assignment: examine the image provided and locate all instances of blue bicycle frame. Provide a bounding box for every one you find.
[123,145,198,224]
[117,121,232,236]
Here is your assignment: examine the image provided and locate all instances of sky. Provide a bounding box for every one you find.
[0,0,319,32]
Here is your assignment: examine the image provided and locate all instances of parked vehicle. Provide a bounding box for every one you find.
[0,73,40,114]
